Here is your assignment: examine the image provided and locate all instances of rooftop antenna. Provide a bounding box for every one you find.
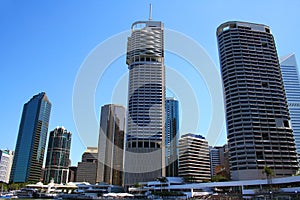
[149,3,152,21]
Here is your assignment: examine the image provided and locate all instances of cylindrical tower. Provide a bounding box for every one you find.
[44,127,72,184]
[217,21,298,180]
[125,20,166,186]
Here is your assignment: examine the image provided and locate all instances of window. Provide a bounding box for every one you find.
[283,120,290,128]
[262,42,268,47]
[262,82,268,87]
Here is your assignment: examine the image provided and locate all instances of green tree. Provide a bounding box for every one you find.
[262,166,274,185]
[133,183,141,188]
[0,182,8,192]
[212,175,228,182]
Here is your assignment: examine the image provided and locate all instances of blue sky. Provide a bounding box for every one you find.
[1,0,300,165]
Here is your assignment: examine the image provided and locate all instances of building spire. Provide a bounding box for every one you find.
[149,3,152,21]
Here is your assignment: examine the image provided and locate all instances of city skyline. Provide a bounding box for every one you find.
[1,1,300,165]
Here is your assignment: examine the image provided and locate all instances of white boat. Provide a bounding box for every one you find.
[0,192,18,198]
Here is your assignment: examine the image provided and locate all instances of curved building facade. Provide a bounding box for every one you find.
[44,127,72,184]
[125,20,166,185]
[217,21,298,180]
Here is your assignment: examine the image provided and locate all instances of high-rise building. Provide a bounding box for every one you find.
[165,98,179,177]
[178,134,211,182]
[0,150,14,183]
[44,127,72,184]
[97,104,125,186]
[280,53,300,163]
[209,146,221,178]
[124,19,166,185]
[77,147,98,184]
[217,21,298,180]
[10,92,51,183]
[209,145,230,179]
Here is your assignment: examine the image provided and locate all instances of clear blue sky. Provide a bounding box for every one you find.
[1,0,300,165]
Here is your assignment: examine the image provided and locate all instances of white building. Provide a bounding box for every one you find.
[0,149,14,183]
[129,175,300,199]
[125,19,166,185]
[178,134,211,182]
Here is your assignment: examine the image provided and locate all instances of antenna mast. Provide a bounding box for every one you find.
[149,3,152,21]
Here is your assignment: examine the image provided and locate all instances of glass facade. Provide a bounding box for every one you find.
[10,92,51,183]
[280,53,300,163]
[97,104,125,186]
[165,98,179,177]
[125,20,166,185]
[217,21,298,180]
[44,127,72,184]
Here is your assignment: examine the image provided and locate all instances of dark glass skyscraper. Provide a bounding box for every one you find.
[44,127,72,184]
[280,53,300,163]
[10,92,51,183]
[97,104,125,186]
[217,21,298,180]
[125,19,166,185]
[165,97,179,177]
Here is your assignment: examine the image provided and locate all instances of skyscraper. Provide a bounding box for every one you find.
[125,19,166,185]
[97,104,125,186]
[209,145,230,179]
[280,53,300,162]
[217,21,298,180]
[178,134,211,182]
[10,92,51,183]
[44,127,72,184]
[0,150,14,183]
[165,98,179,177]
[209,146,221,178]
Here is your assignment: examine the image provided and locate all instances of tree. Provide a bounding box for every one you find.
[262,166,274,185]
[0,182,8,192]
[212,175,228,182]
[133,183,141,188]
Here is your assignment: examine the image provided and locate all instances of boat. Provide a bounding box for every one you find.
[0,192,18,198]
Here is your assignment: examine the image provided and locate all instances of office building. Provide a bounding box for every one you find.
[209,146,221,178]
[10,92,52,183]
[0,150,14,183]
[44,127,72,184]
[77,147,98,184]
[165,97,179,177]
[178,133,211,182]
[124,18,166,185]
[209,145,230,179]
[280,53,300,162]
[217,21,298,180]
[97,104,125,186]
